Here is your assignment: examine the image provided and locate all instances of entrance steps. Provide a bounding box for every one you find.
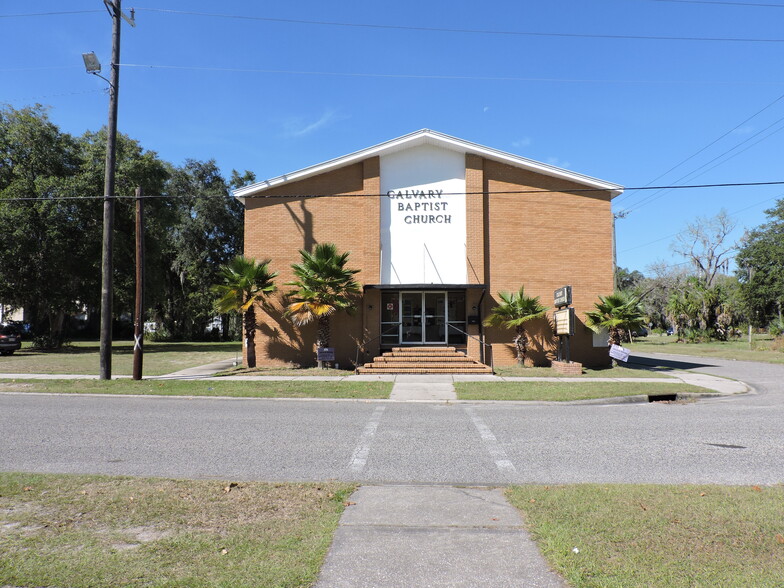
[356,346,493,375]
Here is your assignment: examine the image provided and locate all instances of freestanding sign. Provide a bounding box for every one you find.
[553,286,574,362]
[554,286,572,308]
[553,308,575,336]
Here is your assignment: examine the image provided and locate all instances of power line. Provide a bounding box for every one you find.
[678,120,784,181]
[3,180,784,203]
[653,0,784,7]
[0,10,103,18]
[129,7,784,43]
[623,116,784,213]
[5,88,106,103]
[619,193,782,254]
[614,91,784,205]
[4,6,783,42]
[114,63,784,85]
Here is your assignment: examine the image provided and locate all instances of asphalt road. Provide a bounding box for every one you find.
[2,352,783,485]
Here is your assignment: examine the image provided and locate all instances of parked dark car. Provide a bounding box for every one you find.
[0,324,22,355]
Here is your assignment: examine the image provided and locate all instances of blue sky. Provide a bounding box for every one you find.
[3,0,784,275]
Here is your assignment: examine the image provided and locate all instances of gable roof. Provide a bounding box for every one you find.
[233,129,624,201]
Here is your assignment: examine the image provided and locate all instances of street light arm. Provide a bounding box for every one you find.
[89,70,113,88]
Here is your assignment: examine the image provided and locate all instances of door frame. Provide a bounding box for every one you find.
[399,290,447,345]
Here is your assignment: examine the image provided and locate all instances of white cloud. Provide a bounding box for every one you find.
[483,106,490,113]
[511,137,532,148]
[283,109,346,137]
[546,157,571,168]
[732,125,755,135]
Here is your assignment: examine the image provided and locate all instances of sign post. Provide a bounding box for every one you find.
[553,286,573,363]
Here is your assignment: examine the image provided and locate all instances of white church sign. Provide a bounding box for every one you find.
[379,144,467,284]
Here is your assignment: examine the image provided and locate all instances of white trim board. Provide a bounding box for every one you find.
[234,129,624,202]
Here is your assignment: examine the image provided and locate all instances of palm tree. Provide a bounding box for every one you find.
[484,287,548,365]
[213,255,277,368]
[585,292,647,348]
[285,243,361,366]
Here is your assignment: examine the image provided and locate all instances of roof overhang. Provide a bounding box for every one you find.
[363,283,487,290]
[233,129,624,203]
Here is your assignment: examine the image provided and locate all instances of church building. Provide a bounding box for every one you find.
[235,129,623,370]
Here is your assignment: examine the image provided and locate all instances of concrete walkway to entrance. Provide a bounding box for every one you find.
[315,485,566,588]
[389,375,457,401]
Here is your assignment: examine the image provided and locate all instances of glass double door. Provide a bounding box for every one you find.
[380,290,467,347]
[401,292,447,344]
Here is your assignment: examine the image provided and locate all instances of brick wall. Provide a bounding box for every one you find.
[242,158,380,367]
[482,159,614,367]
[241,152,615,369]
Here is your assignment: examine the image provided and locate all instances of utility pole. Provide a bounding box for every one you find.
[99,0,127,380]
[612,209,629,291]
[133,186,145,380]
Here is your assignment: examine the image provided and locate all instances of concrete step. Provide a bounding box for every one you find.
[372,356,473,363]
[363,362,490,370]
[360,346,491,374]
[392,346,456,353]
[356,367,493,374]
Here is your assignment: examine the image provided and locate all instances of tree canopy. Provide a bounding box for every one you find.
[0,104,249,345]
[484,287,548,365]
[735,199,784,326]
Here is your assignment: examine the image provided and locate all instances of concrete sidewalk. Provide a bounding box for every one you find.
[316,485,566,588]
[0,356,749,398]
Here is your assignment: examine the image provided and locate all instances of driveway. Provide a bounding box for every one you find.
[630,350,784,407]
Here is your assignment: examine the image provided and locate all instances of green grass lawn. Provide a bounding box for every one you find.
[0,341,243,376]
[493,364,670,378]
[0,473,355,588]
[0,378,708,402]
[508,483,784,587]
[3,474,781,587]
[455,381,705,401]
[0,378,392,399]
[628,334,784,364]
[0,376,710,402]
[217,365,353,377]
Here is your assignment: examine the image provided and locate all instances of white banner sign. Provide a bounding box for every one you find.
[379,145,467,284]
[609,344,631,362]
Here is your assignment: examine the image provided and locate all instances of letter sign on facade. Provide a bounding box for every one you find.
[379,144,467,284]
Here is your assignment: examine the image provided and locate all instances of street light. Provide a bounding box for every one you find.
[82,52,101,73]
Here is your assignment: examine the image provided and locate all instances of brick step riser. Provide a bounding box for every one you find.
[384,349,465,355]
[357,369,492,374]
[383,354,467,359]
[373,357,474,363]
[363,363,487,369]
[392,345,457,351]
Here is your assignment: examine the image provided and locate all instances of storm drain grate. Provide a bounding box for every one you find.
[648,393,678,402]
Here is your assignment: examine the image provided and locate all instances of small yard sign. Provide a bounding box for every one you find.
[609,344,630,363]
[317,347,335,362]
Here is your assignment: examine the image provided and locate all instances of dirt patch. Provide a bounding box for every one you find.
[0,382,36,391]
[121,525,172,543]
